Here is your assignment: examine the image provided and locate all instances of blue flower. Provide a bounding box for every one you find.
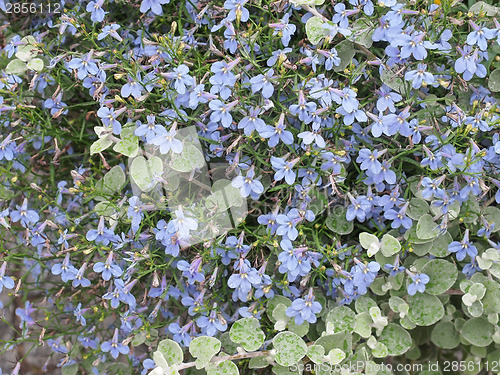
[51,254,78,282]
[169,208,198,240]
[228,259,261,302]
[177,258,205,285]
[67,52,99,80]
[467,21,496,51]
[196,310,227,336]
[0,262,15,294]
[276,209,301,241]
[231,166,264,198]
[249,69,275,99]
[86,0,107,22]
[101,329,129,359]
[356,148,383,174]
[98,23,122,41]
[238,107,267,135]
[285,289,322,325]
[346,193,372,222]
[140,0,170,15]
[72,263,91,288]
[455,46,487,81]
[93,251,123,281]
[149,126,183,154]
[407,273,430,295]
[269,14,296,46]
[271,156,299,185]
[448,230,477,261]
[404,63,434,89]
[209,99,238,128]
[224,0,249,22]
[86,216,120,245]
[260,113,294,147]
[97,106,123,135]
[162,64,194,95]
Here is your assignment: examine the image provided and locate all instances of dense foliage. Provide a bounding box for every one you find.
[0,0,500,373]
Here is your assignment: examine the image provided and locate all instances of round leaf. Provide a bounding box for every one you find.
[27,57,44,72]
[229,317,265,352]
[130,155,163,192]
[157,339,184,365]
[5,59,28,75]
[327,348,345,365]
[416,214,440,240]
[429,231,452,257]
[307,345,325,364]
[381,233,401,257]
[170,143,205,172]
[189,336,221,369]
[325,306,355,333]
[305,16,328,45]
[325,206,353,235]
[460,318,494,347]
[378,323,412,356]
[431,322,460,349]
[272,332,307,367]
[420,259,458,295]
[408,293,444,326]
[206,360,239,375]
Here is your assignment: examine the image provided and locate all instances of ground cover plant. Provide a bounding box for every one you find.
[0,0,500,373]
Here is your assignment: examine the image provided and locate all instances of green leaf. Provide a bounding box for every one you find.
[378,323,412,356]
[305,16,329,45]
[407,198,429,220]
[380,233,401,257]
[132,331,148,346]
[460,318,494,347]
[469,1,500,16]
[325,306,355,333]
[157,339,184,365]
[327,348,345,365]
[416,214,440,240]
[307,345,325,364]
[15,37,38,61]
[334,40,355,72]
[381,66,405,93]
[206,360,239,375]
[5,59,28,75]
[169,143,205,172]
[229,317,265,352]
[431,321,460,349]
[90,137,113,155]
[287,319,309,337]
[130,155,163,192]
[483,207,500,232]
[354,312,372,338]
[371,342,389,358]
[420,259,458,295]
[479,280,500,314]
[272,303,290,330]
[102,165,126,193]
[62,364,79,375]
[359,232,380,257]
[325,206,353,235]
[429,231,452,257]
[27,57,44,72]
[189,336,221,369]
[290,0,324,5]
[248,356,270,369]
[267,296,292,323]
[346,18,373,48]
[408,293,444,326]
[113,125,139,157]
[468,300,484,317]
[469,283,486,299]
[272,332,307,367]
